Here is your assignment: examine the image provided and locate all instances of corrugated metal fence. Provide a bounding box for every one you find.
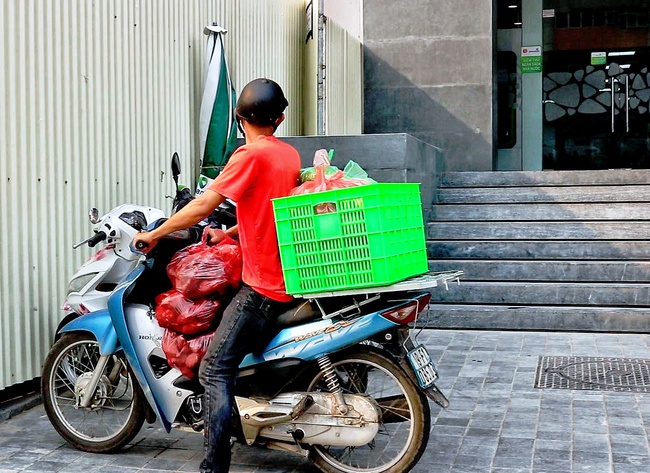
[325,18,362,134]
[0,0,360,390]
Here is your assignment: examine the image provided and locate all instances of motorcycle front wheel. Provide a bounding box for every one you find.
[41,332,146,453]
[306,347,431,473]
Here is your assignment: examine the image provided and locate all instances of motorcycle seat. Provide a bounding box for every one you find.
[275,300,320,328]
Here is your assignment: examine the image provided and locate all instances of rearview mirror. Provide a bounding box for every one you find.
[88,208,100,224]
[171,152,181,179]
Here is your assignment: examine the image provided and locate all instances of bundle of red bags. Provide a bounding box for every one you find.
[155,290,221,336]
[167,234,242,299]
[161,329,214,379]
[156,230,242,378]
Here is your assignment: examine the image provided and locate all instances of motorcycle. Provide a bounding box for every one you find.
[57,153,234,331]
[42,155,462,473]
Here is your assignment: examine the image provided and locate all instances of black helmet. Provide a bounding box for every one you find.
[235,78,288,127]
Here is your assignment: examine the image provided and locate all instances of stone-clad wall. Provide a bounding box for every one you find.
[281,133,441,219]
[363,0,495,171]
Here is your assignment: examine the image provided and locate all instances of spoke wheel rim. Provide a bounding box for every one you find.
[307,357,416,473]
[48,340,136,443]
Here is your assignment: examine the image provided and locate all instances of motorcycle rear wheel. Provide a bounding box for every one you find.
[42,332,146,453]
[306,347,431,473]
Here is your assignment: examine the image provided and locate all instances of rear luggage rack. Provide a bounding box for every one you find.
[293,270,463,299]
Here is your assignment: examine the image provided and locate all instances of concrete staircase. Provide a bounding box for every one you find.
[423,170,650,332]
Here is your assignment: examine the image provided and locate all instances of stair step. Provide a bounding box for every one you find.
[420,304,650,332]
[428,240,650,260]
[430,281,650,306]
[428,260,650,282]
[428,221,650,240]
[428,170,650,332]
[441,170,650,187]
[437,185,650,203]
[433,203,650,221]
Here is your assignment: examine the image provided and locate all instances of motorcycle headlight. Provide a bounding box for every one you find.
[67,273,98,294]
[119,211,147,231]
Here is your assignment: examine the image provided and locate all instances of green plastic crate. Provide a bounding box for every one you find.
[272,183,428,295]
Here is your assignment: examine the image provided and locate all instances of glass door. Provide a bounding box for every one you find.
[542,1,650,170]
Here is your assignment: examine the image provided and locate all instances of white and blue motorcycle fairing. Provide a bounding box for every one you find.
[59,261,403,432]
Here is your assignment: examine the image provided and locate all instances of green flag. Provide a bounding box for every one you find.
[196,24,237,195]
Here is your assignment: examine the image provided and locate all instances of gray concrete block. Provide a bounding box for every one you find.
[365,84,493,139]
[362,81,493,171]
[281,133,440,172]
[283,133,412,167]
[280,134,441,217]
[363,0,492,41]
[364,86,464,134]
[362,0,495,172]
[364,39,492,89]
[411,131,493,171]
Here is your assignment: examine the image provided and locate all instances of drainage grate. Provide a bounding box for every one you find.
[535,356,650,392]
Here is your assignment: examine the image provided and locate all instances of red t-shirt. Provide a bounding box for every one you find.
[207,135,300,302]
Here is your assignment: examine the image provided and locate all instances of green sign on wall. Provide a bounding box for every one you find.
[591,52,606,66]
[521,46,542,74]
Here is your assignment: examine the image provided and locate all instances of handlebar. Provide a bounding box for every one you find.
[131,228,196,253]
[135,240,149,250]
[87,231,107,248]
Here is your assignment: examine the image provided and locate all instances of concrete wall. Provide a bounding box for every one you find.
[362,0,495,171]
[281,133,442,218]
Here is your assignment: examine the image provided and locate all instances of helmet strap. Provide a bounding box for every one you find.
[271,114,284,132]
[237,118,246,137]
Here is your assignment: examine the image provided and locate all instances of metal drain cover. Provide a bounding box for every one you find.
[535,356,650,392]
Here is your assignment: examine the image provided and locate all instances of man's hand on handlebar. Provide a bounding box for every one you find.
[132,232,157,253]
[131,192,233,253]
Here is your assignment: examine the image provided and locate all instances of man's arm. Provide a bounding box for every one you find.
[133,189,225,251]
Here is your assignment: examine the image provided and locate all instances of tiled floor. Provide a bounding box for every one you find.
[1,330,649,472]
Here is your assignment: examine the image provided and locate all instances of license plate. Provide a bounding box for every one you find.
[407,345,438,388]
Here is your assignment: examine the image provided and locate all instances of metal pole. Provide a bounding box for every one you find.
[317,0,326,135]
[625,75,630,133]
[611,79,616,133]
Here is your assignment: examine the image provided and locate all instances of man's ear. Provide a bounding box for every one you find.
[274,113,285,127]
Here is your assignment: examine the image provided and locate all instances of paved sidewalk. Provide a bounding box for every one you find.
[1,330,650,473]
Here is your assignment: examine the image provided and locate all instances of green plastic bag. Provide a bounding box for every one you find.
[343,160,376,183]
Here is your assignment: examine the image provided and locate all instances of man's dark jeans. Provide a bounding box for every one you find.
[198,285,292,473]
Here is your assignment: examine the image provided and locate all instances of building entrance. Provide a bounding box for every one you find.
[542,1,650,170]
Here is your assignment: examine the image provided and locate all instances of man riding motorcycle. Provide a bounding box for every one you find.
[134,77,301,473]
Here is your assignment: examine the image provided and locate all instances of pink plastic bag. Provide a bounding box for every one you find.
[291,149,373,196]
[167,231,242,299]
[290,166,371,195]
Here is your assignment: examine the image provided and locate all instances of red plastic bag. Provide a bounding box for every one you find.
[167,232,242,299]
[154,289,221,336]
[162,329,214,379]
